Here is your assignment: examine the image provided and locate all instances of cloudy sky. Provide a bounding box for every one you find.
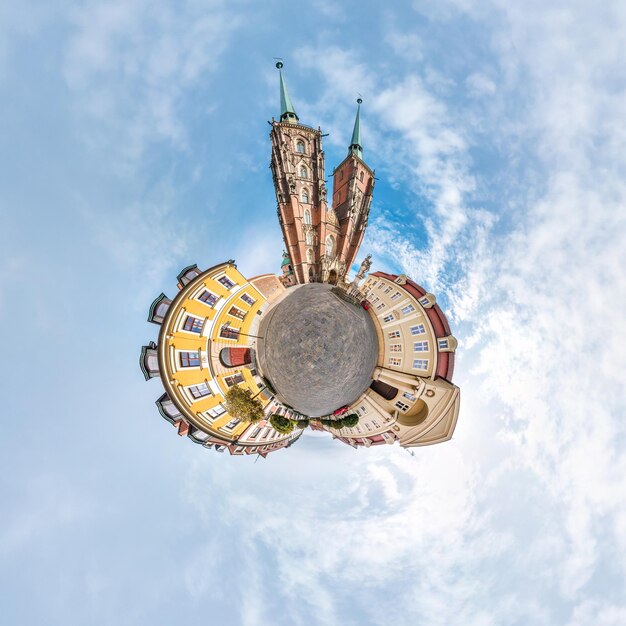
[2,0,625,624]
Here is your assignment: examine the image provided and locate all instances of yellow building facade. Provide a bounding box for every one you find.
[141,262,302,457]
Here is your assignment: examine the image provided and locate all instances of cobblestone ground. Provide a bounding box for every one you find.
[257,283,378,417]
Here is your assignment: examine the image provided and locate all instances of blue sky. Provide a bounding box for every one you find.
[2,1,626,624]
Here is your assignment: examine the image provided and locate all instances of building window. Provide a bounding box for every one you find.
[438,339,449,350]
[304,209,312,224]
[401,304,415,315]
[383,314,394,323]
[384,286,393,294]
[378,283,385,289]
[360,405,368,414]
[410,324,425,335]
[251,427,261,438]
[389,357,401,366]
[376,302,386,310]
[301,189,310,203]
[296,140,305,154]
[220,325,240,340]
[420,296,430,306]
[414,341,429,352]
[223,418,239,430]
[339,169,344,180]
[183,316,204,334]
[403,391,417,402]
[359,171,364,182]
[206,405,226,418]
[395,401,410,412]
[299,165,308,178]
[218,276,235,289]
[390,292,401,301]
[228,306,246,320]
[370,297,380,304]
[305,230,313,245]
[240,293,255,306]
[413,359,429,370]
[307,248,313,263]
[179,351,200,368]
[199,290,219,306]
[224,373,244,387]
[388,330,401,338]
[390,344,402,352]
[189,383,211,399]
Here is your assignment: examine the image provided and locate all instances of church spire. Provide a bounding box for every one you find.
[349,98,363,159]
[276,62,299,123]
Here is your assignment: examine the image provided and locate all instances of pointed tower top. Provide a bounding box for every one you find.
[349,98,363,159]
[276,62,299,124]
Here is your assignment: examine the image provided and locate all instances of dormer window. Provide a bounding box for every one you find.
[296,140,305,154]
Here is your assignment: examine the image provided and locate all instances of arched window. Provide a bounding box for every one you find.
[359,171,364,182]
[296,140,305,154]
[305,230,313,245]
[307,248,313,263]
[304,209,311,224]
[299,165,308,179]
[325,234,335,258]
[301,189,309,204]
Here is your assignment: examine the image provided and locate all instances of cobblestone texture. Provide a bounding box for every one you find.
[257,283,378,417]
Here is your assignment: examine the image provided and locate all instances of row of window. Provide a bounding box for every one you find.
[198,287,254,310]
[181,302,252,336]
[390,341,429,353]
[382,304,415,323]
[387,325,426,340]
[388,357,429,370]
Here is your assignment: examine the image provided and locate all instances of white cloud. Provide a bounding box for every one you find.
[63,0,241,165]
[172,2,626,623]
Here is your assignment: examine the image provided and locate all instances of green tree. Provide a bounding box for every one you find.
[295,419,310,429]
[269,414,295,434]
[328,419,344,430]
[342,414,359,428]
[224,385,264,423]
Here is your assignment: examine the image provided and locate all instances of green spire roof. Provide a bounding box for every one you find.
[281,251,292,267]
[349,98,363,159]
[276,62,298,123]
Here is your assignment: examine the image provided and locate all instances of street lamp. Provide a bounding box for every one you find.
[222,320,264,340]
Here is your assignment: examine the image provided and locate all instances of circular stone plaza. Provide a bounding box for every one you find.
[256,283,378,417]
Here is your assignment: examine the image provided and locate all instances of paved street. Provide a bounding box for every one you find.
[257,283,378,417]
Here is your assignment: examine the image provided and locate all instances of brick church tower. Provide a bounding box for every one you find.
[270,63,375,285]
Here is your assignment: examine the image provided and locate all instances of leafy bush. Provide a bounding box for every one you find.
[269,414,295,434]
[342,414,359,428]
[224,385,264,423]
